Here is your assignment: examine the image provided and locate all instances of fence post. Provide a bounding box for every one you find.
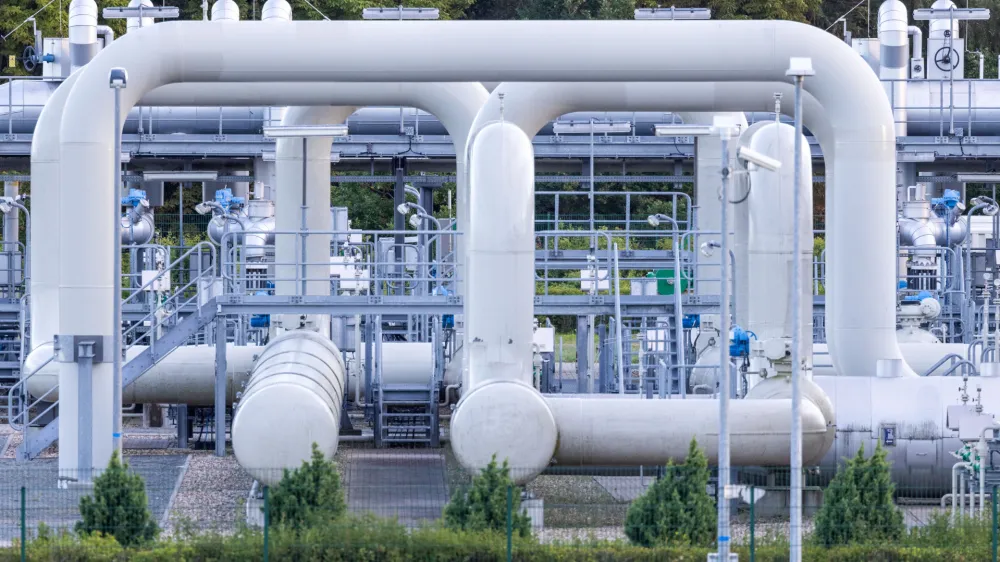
[506,484,513,562]
[992,484,997,562]
[20,485,26,562]
[263,485,270,562]
[749,484,755,562]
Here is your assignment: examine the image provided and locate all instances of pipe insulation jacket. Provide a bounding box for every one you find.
[877,0,909,136]
[232,330,346,485]
[747,122,813,362]
[68,0,98,72]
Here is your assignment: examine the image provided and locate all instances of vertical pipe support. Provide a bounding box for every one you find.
[214,314,227,456]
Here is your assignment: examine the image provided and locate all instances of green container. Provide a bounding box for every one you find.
[651,269,691,295]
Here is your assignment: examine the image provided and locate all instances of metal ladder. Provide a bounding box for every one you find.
[6,243,218,459]
[375,383,439,447]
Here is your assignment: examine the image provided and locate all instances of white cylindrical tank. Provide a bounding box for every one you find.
[211,0,241,21]
[747,122,813,363]
[232,330,346,485]
[68,0,98,72]
[261,0,293,21]
[126,0,154,32]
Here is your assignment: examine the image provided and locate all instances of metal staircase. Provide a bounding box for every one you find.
[6,243,218,459]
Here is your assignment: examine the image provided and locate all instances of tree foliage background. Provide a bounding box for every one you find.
[443,454,533,538]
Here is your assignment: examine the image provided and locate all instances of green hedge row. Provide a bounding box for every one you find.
[0,516,995,562]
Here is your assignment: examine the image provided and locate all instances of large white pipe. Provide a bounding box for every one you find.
[813,342,969,376]
[451,123,558,483]
[878,0,909,136]
[68,0,98,72]
[547,390,829,466]
[465,80,888,383]
[929,0,960,40]
[747,122,813,363]
[23,341,427,404]
[53,20,896,473]
[24,343,262,404]
[232,330,346,485]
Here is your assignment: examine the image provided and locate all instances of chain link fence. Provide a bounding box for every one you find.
[0,450,998,560]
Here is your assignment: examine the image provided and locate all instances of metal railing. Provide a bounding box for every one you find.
[6,346,55,431]
[122,242,217,354]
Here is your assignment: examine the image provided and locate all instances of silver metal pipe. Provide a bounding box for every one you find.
[717,126,732,561]
[790,71,807,562]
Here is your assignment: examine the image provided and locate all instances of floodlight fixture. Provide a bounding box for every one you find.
[409,214,422,228]
[142,171,218,182]
[262,125,349,138]
[898,152,936,163]
[552,121,632,134]
[194,202,216,215]
[957,174,1000,183]
[738,146,782,172]
[634,7,711,19]
[786,57,815,78]
[108,67,127,89]
[653,124,715,137]
[913,7,989,20]
[397,202,412,215]
[362,6,439,19]
[102,6,179,19]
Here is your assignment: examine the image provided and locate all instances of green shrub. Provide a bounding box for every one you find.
[75,450,159,547]
[443,454,532,537]
[625,438,715,547]
[814,442,904,546]
[267,442,347,530]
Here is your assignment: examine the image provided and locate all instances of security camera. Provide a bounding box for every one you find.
[737,146,782,172]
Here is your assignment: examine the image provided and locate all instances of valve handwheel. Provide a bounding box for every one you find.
[934,46,960,71]
[22,46,37,72]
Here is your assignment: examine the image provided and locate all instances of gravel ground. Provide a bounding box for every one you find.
[162,452,253,536]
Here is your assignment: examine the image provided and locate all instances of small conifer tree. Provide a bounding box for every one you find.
[444,454,532,537]
[625,438,716,546]
[267,442,346,529]
[814,442,903,546]
[76,451,159,547]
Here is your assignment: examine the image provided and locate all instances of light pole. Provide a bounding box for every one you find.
[787,56,815,562]
[109,67,127,453]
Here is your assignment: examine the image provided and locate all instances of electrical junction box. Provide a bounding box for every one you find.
[141,270,171,292]
[911,58,926,79]
[533,326,555,353]
[946,404,998,441]
[580,269,609,292]
[652,269,691,295]
[42,38,70,78]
